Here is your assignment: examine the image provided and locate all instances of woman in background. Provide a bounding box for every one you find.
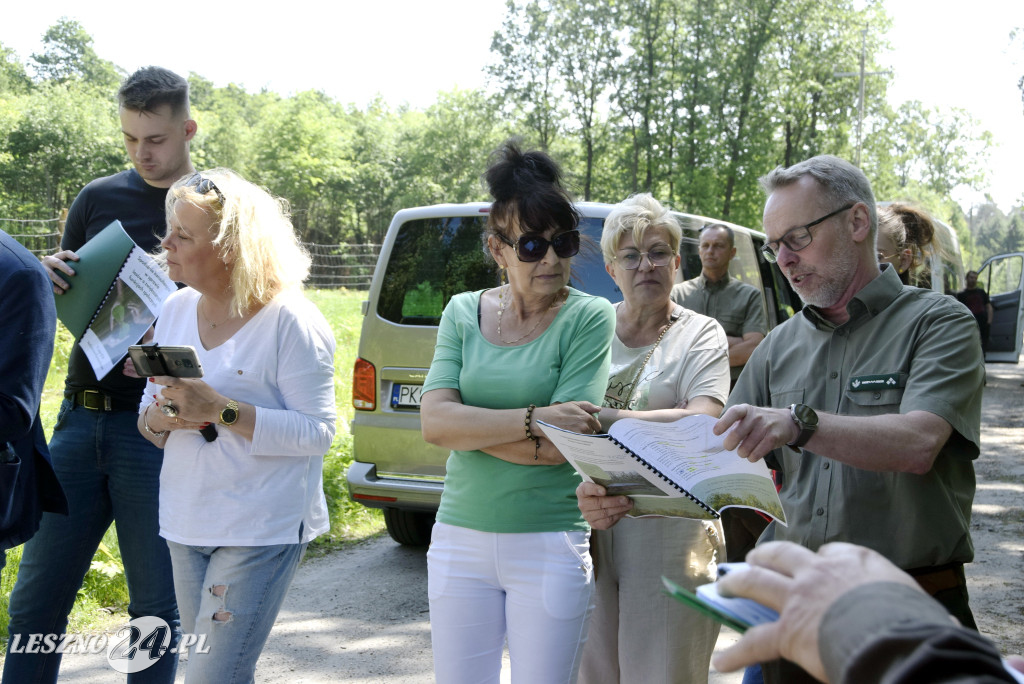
[877,203,936,285]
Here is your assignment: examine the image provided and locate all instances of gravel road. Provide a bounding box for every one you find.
[39,359,1024,682]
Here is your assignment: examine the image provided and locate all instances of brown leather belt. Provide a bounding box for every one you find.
[70,389,137,412]
[907,563,966,596]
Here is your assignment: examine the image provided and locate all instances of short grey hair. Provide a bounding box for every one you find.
[759,155,877,241]
[601,193,682,265]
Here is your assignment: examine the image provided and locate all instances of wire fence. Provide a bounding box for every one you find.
[2,218,380,290]
[302,242,380,290]
[1,218,62,257]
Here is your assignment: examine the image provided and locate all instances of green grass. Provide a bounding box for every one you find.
[0,288,383,642]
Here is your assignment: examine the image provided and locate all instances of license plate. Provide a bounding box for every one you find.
[390,384,422,409]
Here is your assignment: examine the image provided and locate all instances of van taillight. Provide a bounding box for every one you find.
[352,358,376,411]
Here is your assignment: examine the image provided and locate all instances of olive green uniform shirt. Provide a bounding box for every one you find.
[727,265,983,570]
[671,273,767,381]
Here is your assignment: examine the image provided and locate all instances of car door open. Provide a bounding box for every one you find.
[977,252,1024,364]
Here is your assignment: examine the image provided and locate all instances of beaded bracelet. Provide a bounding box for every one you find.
[524,404,540,460]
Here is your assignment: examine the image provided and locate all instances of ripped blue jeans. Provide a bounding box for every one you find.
[166,541,306,684]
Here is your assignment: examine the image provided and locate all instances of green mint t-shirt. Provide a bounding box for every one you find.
[423,288,615,533]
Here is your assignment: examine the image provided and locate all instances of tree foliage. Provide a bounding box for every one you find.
[969,203,1024,268]
[29,17,121,90]
[0,13,1004,252]
[0,82,123,217]
[0,42,32,95]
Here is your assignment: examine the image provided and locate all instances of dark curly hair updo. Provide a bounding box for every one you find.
[484,139,579,250]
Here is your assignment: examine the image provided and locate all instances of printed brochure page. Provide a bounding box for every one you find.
[541,414,786,522]
[78,246,177,379]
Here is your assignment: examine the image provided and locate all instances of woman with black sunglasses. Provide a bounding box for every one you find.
[420,139,615,683]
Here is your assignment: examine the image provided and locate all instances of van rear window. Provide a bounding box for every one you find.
[376,216,622,326]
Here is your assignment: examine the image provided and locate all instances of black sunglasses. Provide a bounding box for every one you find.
[185,173,225,206]
[498,230,581,262]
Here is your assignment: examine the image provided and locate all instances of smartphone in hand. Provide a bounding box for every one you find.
[662,572,779,633]
[128,344,204,378]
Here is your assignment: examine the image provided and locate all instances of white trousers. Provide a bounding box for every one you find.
[428,521,594,684]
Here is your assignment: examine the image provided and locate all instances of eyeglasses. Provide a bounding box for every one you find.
[185,173,225,206]
[614,247,676,270]
[498,230,580,262]
[760,203,855,263]
[877,251,899,262]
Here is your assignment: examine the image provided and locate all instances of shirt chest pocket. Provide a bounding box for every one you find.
[770,389,804,408]
[845,386,905,415]
[714,311,745,336]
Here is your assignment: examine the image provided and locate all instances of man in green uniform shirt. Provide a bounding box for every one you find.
[715,154,984,684]
[671,223,767,383]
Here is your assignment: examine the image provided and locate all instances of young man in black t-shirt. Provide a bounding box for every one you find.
[4,66,196,684]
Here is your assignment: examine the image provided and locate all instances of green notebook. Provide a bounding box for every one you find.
[55,220,139,340]
[53,220,177,379]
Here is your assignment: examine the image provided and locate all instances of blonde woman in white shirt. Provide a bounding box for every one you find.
[577,193,730,684]
[136,169,335,683]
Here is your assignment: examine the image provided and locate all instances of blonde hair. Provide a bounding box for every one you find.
[600,193,682,264]
[877,207,907,249]
[878,203,938,286]
[166,168,311,316]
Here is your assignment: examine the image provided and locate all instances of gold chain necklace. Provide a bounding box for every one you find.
[624,308,680,409]
[496,286,566,345]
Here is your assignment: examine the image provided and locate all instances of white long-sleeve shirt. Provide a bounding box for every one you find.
[140,287,336,546]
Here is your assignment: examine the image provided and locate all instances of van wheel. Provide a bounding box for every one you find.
[383,508,435,546]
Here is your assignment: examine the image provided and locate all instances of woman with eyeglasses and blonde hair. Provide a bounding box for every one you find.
[575,193,730,684]
[420,139,615,683]
[135,168,336,682]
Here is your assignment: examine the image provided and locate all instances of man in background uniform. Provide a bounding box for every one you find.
[671,223,767,384]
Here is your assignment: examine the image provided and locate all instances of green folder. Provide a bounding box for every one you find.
[54,220,137,340]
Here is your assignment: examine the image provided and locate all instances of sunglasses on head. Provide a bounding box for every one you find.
[497,230,580,262]
[184,172,225,206]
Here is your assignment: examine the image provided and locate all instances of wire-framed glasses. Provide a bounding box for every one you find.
[761,203,855,263]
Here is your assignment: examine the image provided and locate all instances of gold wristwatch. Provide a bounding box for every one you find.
[219,399,239,426]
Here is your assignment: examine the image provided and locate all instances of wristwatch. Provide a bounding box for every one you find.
[218,399,239,426]
[787,403,818,448]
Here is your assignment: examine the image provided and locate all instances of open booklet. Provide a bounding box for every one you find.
[540,414,786,523]
[55,220,177,380]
